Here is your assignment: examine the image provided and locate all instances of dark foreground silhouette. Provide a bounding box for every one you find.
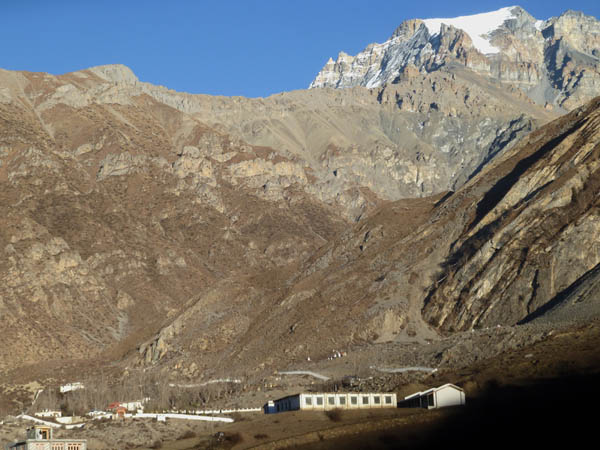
[294,372,599,449]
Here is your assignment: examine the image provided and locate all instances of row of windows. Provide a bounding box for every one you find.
[304,395,393,406]
[50,444,83,450]
[14,444,84,450]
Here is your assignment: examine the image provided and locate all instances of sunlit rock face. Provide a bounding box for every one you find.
[421,98,600,331]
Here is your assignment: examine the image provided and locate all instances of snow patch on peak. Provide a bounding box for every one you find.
[422,6,521,54]
[534,20,546,31]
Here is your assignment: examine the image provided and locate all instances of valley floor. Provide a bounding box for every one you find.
[2,317,594,449]
[166,317,600,448]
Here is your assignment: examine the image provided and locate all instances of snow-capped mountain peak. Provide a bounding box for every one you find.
[421,6,519,54]
[309,6,534,90]
[309,5,600,110]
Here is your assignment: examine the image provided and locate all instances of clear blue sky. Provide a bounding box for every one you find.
[2,0,599,98]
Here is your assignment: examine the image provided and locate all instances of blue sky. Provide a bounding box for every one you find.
[2,0,599,97]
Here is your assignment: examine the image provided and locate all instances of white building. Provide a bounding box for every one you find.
[59,382,84,394]
[399,383,466,409]
[121,400,145,412]
[34,410,62,418]
[5,425,86,450]
[264,392,397,413]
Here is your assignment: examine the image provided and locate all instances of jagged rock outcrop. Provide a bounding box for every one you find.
[311,6,600,110]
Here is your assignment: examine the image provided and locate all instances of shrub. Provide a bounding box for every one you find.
[225,432,243,445]
[325,409,343,422]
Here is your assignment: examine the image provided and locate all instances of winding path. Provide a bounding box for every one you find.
[279,371,331,381]
[370,366,438,374]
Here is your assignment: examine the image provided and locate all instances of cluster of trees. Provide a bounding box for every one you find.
[32,372,244,416]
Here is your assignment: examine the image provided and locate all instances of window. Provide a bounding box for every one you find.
[362,396,369,405]
[428,394,434,407]
[316,396,323,406]
[339,397,346,405]
[350,396,358,405]
[385,396,392,404]
[328,396,335,405]
[373,396,381,404]
[305,396,312,406]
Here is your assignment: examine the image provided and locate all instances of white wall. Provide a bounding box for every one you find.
[348,394,360,409]
[314,395,325,410]
[369,394,383,408]
[294,393,396,411]
[383,393,396,407]
[325,394,337,409]
[435,386,466,408]
[300,394,314,410]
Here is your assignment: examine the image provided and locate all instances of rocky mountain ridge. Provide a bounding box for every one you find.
[1,63,555,221]
[310,6,600,110]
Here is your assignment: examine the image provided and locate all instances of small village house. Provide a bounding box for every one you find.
[59,383,84,394]
[107,402,127,419]
[5,425,87,450]
[34,410,62,419]
[398,383,466,409]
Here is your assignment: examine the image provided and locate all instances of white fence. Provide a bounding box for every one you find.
[370,366,438,374]
[16,414,85,430]
[278,371,330,381]
[168,379,242,388]
[133,413,233,423]
[188,407,261,414]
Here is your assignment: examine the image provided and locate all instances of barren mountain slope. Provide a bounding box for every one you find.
[137,97,600,381]
[0,62,557,374]
[0,68,349,371]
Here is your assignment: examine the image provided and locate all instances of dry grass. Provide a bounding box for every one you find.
[176,430,196,440]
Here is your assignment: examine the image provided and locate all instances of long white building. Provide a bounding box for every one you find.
[264,392,397,413]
